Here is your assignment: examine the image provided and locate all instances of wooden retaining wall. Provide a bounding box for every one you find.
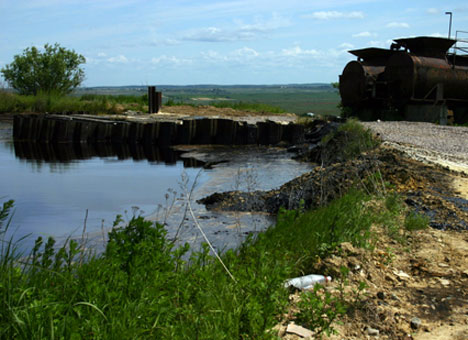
[13,114,305,146]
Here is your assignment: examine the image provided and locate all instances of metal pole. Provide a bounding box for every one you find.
[445,12,452,39]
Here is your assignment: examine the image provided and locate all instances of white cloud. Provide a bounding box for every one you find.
[235,13,290,33]
[427,8,439,14]
[107,55,128,63]
[233,47,259,58]
[182,26,246,42]
[304,11,364,20]
[97,52,107,57]
[339,43,354,49]
[352,31,376,38]
[386,22,410,28]
[281,46,319,57]
[181,14,290,43]
[201,47,260,64]
[368,40,386,48]
[200,43,352,71]
[201,50,223,62]
[150,55,192,66]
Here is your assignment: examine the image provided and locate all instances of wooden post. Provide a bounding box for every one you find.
[148,86,162,113]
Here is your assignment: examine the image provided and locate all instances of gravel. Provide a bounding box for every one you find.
[363,121,468,172]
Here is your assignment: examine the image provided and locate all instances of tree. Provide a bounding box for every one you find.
[1,43,85,95]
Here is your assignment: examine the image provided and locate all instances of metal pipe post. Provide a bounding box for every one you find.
[445,12,453,39]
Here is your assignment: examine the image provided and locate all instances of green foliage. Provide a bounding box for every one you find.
[0,188,421,338]
[385,192,403,215]
[404,211,429,231]
[294,266,368,338]
[0,200,14,230]
[295,284,347,337]
[320,118,381,164]
[164,98,196,107]
[373,193,428,243]
[79,93,147,105]
[163,98,286,114]
[254,189,374,275]
[1,43,85,95]
[0,91,148,115]
[209,100,286,114]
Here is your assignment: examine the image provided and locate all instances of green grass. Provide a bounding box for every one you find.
[210,100,286,114]
[0,91,146,115]
[164,98,287,114]
[168,89,340,116]
[0,184,415,339]
[319,118,381,165]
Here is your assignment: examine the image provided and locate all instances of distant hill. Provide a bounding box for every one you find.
[76,83,335,92]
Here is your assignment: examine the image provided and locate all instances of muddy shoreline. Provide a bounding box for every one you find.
[196,121,468,232]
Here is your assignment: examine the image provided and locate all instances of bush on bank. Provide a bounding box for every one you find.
[320,118,381,164]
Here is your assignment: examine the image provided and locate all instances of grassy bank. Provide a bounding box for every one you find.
[0,91,288,116]
[0,187,426,339]
[0,91,146,115]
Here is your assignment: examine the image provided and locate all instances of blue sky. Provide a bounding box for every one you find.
[1,0,467,86]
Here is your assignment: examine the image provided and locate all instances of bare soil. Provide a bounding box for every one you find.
[159,105,297,124]
[278,225,468,340]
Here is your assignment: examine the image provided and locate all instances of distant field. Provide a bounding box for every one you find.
[74,84,341,116]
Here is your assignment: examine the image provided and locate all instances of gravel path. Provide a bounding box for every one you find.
[363,121,468,173]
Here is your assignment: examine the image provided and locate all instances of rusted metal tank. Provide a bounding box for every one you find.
[386,37,468,107]
[339,48,392,106]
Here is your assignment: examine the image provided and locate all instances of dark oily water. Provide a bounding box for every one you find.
[0,121,313,253]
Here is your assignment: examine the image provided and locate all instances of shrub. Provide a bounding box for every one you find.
[404,211,429,231]
[1,43,85,95]
[320,118,380,164]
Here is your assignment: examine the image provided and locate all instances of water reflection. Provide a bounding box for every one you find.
[13,141,205,170]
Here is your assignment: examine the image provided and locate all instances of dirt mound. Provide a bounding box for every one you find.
[278,226,468,340]
[161,104,296,119]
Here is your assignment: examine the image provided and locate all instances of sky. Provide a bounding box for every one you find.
[1,0,467,86]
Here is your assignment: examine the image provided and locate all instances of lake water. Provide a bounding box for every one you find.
[0,120,313,253]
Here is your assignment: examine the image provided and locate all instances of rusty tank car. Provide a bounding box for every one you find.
[339,36,468,124]
[339,48,393,108]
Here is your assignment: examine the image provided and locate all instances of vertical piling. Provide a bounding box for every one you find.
[148,86,162,114]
